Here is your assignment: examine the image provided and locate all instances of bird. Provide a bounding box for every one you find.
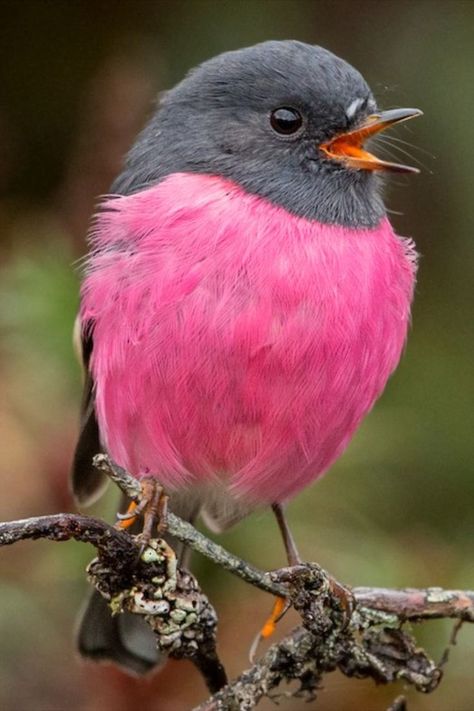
[71,39,421,675]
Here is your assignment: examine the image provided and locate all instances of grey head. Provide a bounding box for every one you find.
[112,41,395,227]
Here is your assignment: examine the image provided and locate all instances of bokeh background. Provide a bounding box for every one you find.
[0,1,473,709]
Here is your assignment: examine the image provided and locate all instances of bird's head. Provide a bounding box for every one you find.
[114,40,422,228]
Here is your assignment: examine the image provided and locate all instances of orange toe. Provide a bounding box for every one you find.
[261,596,286,639]
[117,500,138,529]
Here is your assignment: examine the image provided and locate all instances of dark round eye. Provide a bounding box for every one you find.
[270,107,303,135]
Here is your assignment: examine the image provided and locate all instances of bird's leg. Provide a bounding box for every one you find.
[273,503,354,622]
[260,504,300,634]
[156,489,169,536]
[272,502,301,566]
[115,477,169,551]
[249,504,299,660]
[140,479,163,545]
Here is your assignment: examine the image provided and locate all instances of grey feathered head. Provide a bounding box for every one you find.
[112,40,420,227]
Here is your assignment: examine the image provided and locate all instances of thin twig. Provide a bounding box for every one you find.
[93,453,142,498]
[439,618,464,668]
[0,513,131,556]
[353,587,474,622]
[166,511,285,596]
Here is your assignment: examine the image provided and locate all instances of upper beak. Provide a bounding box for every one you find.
[320,108,423,173]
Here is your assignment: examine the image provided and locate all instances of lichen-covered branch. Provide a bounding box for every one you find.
[0,513,137,574]
[1,513,472,625]
[0,512,227,694]
[0,456,473,709]
[353,586,474,622]
[193,565,464,710]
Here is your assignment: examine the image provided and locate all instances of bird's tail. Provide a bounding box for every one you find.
[76,588,162,675]
[76,493,201,676]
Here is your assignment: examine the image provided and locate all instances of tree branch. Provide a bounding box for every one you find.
[1,514,472,624]
[0,513,137,572]
[0,456,472,709]
[353,586,474,622]
[193,565,471,710]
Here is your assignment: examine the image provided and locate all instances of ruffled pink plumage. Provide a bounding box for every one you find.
[81,172,417,504]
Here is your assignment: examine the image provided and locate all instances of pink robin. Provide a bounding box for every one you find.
[71,40,421,674]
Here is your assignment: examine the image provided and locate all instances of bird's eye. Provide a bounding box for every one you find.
[270,107,303,135]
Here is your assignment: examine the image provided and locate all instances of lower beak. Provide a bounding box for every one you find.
[320,108,423,173]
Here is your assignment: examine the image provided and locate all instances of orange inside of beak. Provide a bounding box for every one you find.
[320,109,422,174]
[322,137,384,171]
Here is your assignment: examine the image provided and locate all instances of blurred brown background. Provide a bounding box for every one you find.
[0,1,473,709]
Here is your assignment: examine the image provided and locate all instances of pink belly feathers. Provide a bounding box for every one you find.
[81,173,417,504]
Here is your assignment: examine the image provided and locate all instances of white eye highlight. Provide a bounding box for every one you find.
[346,98,365,119]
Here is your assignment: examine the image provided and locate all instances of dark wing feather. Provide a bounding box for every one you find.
[76,589,163,675]
[70,317,108,506]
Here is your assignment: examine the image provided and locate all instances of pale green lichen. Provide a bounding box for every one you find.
[170,608,187,623]
[175,597,197,612]
[109,590,128,615]
[426,587,454,603]
[140,546,162,564]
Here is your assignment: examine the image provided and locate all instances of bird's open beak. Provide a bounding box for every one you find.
[320,108,423,173]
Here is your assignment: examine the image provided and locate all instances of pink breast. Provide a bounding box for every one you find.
[81,173,417,504]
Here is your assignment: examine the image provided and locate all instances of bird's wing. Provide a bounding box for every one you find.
[70,315,108,506]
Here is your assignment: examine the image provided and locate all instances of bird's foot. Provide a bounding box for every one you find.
[249,595,290,662]
[260,595,288,638]
[116,477,169,551]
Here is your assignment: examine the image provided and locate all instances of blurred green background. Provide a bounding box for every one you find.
[0,1,473,709]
